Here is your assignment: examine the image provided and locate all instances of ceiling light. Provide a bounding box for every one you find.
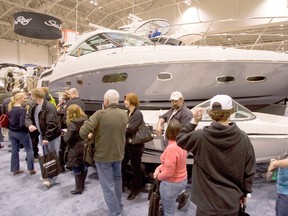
[90,0,98,6]
[185,0,192,5]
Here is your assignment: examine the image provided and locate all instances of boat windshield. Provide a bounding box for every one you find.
[194,99,256,122]
[70,32,153,57]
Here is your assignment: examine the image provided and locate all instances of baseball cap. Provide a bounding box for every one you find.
[210,94,233,111]
[170,91,183,101]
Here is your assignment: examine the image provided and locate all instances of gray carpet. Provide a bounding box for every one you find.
[0,140,276,216]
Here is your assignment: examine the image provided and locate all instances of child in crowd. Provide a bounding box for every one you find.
[153,119,188,215]
[268,157,288,216]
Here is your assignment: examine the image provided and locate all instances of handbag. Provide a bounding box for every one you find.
[38,150,61,179]
[0,114,9,128]
[239,204,250,216]
[130,122,153,144]
[84,140,95,166]
[148,179,162,216]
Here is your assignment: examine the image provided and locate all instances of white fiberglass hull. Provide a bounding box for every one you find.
[39,43,288,111]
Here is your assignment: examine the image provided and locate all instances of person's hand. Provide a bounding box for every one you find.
[191,107,204,123]
[88,133,93,139]
[268,158,277,172]
[240,196,247,209]
[42,140,49,145]
[155,126,162,137]
[153,170,160,179]
[28,125,37,132]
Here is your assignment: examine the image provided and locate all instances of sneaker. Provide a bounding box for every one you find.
[0,143,4,149]
[43,179,51,188]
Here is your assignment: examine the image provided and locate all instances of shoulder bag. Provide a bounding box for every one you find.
[130,122,154,144]
[239,204,250,216]
[0,114,9,128]
[148,179,162,216]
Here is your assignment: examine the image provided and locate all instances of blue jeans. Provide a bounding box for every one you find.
[10,130,34,172]
[160,179,187,216]
[276,193,288,216]
[0,127,4,142]
[72,163,88,175]
[96,161,123,216]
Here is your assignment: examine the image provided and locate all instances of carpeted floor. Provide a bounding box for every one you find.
[0,140,277,216]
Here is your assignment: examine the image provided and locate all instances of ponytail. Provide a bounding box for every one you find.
[8,96,15,112]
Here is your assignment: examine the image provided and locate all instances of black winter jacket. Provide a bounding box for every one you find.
[126,107,143,143]
[176,122,256,215]
[26,99,62,141]
[63,117,87,168]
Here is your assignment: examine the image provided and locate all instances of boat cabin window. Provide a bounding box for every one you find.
[41,80,49,87]
[246,76,266,83]
[157,72,172,80]
[39,70,53,79]
[70,34,115,57]
[216,76,235,83]
[102,73,128,83]
[194,99,256,122]
[104,32,153,47]
[70,32,153,57]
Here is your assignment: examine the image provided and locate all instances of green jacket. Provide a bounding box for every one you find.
[79,103,128,162]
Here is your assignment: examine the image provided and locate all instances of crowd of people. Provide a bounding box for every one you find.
[0,86,286,216]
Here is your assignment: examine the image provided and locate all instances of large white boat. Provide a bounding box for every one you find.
[38,29,288,112]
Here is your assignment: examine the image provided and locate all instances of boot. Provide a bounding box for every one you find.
[81,170,88,191]
[70,174,82,195]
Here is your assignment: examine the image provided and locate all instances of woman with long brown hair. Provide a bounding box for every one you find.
[8,92,36,175]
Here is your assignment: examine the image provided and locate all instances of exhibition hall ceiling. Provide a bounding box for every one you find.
[0,0,288,52]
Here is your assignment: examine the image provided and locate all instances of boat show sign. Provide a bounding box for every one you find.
[13,12,62,39]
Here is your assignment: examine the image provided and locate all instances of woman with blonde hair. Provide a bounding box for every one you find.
[8,92,36,175]
[63,104,88,195]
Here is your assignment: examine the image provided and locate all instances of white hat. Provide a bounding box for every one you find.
[170,91,183,101]
[210,94,233,110]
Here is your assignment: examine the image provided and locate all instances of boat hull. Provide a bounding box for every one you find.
[42,60,288,111]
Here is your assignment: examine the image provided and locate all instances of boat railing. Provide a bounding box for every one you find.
[138,16,288,53]
[57,16,288,62]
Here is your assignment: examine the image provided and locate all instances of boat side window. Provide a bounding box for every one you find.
[70,34,116,57]
[246,76,266,83]
[102,73,128,83]
[216,76,235,83]
[104,32,153,47]
[194,100,256,122]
